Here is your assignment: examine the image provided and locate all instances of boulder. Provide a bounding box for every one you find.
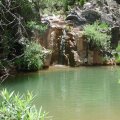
[66,0,120,27]
[66,8,101,25]
[81,10,101,24]
[83,2,93,10]
[115,0,120,4]
[66,14,86,25]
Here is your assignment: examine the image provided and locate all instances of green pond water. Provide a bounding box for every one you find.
[1,66,120,120]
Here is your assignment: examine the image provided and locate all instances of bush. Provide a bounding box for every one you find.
[0,89,47,120]
[116,44,120,52]
[0,0,41,76]
[84,22,111,50]
[78,0,86,6]
[114,44,120,64]
[116,57,120,64]
[15,41,45,71]
[27,21,48,35]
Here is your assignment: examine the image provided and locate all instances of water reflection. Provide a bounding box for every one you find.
[1,67,120,120]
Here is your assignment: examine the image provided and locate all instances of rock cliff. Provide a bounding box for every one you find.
[39,0,120,67]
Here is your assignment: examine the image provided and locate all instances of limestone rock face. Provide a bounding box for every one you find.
[66,0,120,26]
[39,15,105,66]
[115,0,120,4]
[38,0,120,67]
[64,30,81,66]
[66,0,120,47]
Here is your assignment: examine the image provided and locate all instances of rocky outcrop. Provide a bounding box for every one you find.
[38,0,120,67]
[40,15,82,66]
[40,15,105,66]
[66,0,120,45]
[66,0,120,26]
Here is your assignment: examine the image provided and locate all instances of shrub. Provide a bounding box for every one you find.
[115,57,120,64]
[116,44,120,52]
[0,0,42,76]
[15,41,45,71]
[114,44,120,64]
[78,0,86,6]
[0,89,48,120]
[84,22,111,50]
[27,21,48,35]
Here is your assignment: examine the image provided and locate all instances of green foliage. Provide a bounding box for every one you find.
[27,21,48,35]
[15,0,35,20]
[15,41,44,71]
[98,22,109,30]
[42,0,64,14]
[116,44,120,52]
[116,57,120,64]
[61,0,87,10]
[84,22,111,50]
[0,0,40,73]
[63,0,69,11]
[78,0,86,6]
[114,44,120,64]
[1,30,13,58]
[0,89,47,120]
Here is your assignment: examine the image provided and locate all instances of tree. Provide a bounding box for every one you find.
[0,0,47,79]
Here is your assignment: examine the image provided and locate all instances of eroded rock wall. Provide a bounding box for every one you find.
[38,0,120,67]
[39,15,104,66]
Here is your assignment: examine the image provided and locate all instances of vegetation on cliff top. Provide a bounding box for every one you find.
[84,22,111,51]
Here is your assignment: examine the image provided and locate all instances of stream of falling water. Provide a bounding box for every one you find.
[59,29,66,64]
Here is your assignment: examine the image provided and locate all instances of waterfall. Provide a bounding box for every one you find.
[59,29,66,64]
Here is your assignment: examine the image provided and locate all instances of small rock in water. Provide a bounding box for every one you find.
[53,65,68,68]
